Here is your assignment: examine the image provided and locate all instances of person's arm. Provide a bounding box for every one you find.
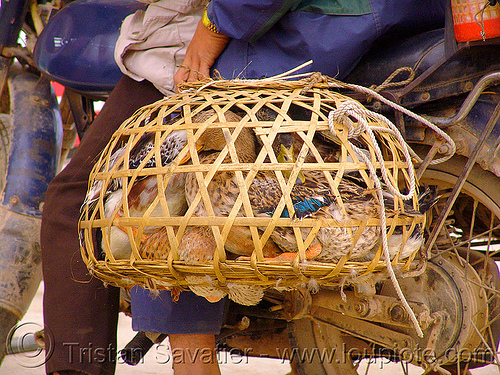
[173,15,230,86]
[174,0,296,87]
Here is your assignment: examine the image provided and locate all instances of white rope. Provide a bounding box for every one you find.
[329,101,416,201]
[326,78,455,338]
[328,101,424,337]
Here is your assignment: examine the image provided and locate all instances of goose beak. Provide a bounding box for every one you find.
[179,143,205,165]
[277,144,305,185]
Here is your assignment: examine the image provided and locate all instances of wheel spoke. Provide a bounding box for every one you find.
[399,359,409,375]
[471,320,500,367]
[430,223,500,259]
[289,156,500,374]
[363,358,370,375]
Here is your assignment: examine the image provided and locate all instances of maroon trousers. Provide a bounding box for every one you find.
[41,76,163,375]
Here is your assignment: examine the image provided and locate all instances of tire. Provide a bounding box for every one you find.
[0,307,18,365]
[289,155,500,374]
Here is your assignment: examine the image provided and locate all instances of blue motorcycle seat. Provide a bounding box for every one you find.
[345,29,500,107]
[34,0,145,96]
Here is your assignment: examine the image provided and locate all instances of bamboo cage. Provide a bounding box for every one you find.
[79,78,426,302]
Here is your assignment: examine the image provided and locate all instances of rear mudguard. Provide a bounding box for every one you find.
[0,69,62,319]
[447,93,500,177]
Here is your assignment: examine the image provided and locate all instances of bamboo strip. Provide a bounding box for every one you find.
[80,79,425,292]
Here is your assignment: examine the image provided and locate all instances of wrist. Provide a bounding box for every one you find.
[202,6,220,34]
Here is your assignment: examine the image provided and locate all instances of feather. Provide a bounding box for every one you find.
[291,196,333,219]
[81,127,188,259]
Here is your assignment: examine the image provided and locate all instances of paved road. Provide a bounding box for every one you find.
[1,282,291,375]
[2,282,498,374]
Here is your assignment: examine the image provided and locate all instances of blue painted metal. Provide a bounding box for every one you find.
[34,0,145,95]
[2,70,63,217]
[0,0,29,48]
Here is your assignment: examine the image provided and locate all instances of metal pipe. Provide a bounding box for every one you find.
[7,330,44,354]
[425,72,500,127]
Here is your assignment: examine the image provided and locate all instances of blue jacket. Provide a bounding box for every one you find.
[209,0,445,80]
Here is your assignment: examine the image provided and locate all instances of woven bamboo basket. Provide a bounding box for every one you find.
[79,78,426,300]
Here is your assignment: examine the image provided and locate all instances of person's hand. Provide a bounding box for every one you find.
[174,20,230,91]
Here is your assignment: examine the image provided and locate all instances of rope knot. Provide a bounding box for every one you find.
[329,100,367,138]
[300,72,328,94]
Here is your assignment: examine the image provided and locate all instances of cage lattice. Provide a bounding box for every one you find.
[79,79,426,302]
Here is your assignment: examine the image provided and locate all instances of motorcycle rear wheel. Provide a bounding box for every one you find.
[289,155,500,374]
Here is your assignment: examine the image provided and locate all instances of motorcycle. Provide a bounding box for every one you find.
[1,0,500,374]
[0,0,144,364]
